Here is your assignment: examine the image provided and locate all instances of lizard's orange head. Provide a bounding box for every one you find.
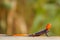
[46,23,51,30]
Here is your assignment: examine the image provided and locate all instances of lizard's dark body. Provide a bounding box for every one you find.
[29,29,49,37]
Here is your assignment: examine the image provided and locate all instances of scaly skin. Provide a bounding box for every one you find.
[13,23,51,36]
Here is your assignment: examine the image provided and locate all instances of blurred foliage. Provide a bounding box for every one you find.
[29,0,60,36]
[0,0,60,36]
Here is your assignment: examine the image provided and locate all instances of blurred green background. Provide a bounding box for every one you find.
[0,0,60,36]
